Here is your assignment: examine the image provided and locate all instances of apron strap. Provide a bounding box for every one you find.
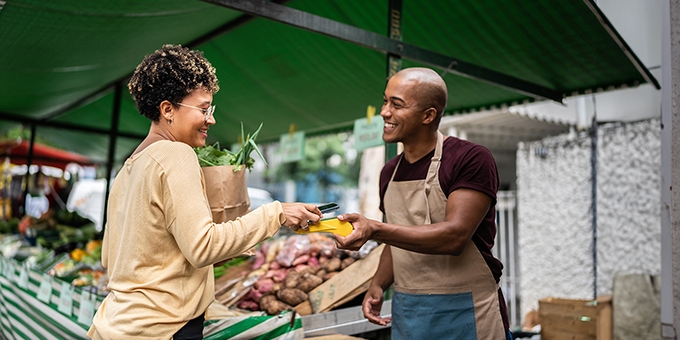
[423,132,444,224]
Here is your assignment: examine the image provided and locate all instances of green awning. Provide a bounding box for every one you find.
[0,0,658,164]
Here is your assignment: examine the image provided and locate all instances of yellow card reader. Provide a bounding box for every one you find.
[296,218,354,237]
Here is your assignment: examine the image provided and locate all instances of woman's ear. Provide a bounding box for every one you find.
[159,100,174,121]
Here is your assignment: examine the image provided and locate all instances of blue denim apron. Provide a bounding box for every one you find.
[384,132,506,339]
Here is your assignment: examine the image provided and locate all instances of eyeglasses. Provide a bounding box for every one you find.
[175,102,216,122]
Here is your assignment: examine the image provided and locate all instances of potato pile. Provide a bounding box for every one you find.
[229,234,357,315]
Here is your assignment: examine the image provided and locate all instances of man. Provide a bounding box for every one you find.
[336,67,510,339]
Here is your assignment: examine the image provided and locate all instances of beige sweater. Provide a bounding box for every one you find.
[88,140,283,339]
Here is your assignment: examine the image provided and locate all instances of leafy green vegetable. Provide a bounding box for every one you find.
[195,122,267,171]
[195,142,235,167]
[213,256,249,279]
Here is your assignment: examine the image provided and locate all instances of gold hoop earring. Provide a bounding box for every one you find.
[167,119,173,125]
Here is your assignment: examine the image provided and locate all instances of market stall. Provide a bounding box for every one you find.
[0,139,96,221]
[0,0,663,338]
[0,141,94,171]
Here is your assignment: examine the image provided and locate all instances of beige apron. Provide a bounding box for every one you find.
[385,132,505,339]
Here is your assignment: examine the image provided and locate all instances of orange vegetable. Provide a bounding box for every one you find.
[70,248,86,262]
[86,240,102,253]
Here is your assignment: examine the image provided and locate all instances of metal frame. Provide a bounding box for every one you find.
[384,0,402,164]
[582,0,660,90]
[494,190,520,329]
[202,0,565,103]
[301,300,391,337]
[102,84,122,225]
[36,0,292,124]
[0,111,145,140]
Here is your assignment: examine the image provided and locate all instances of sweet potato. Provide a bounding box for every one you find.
[263,268,288,282]
[297,273,323,293]
[237,299,260,311]
[260,295,291,315]
[245,288,263,303]
[297,264,319,276]
[292,254,310,266]
[321,257,341,272]
[284,270,300,289]
[253,278,272,293]
[276,288,308,306]
[307,256,319,266]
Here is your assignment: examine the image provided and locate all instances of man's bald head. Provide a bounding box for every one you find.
[392,68,448,123]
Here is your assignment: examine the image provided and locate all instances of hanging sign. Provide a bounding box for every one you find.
[354,105,384,151]
[77,289,97,325]
[279,129,305,163]
[17,265,29,289]
[2,259,12,279]
[37,274,53,303]
[58,282,75,316]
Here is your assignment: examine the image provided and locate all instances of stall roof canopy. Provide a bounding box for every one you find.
[0,0,659,164]
[0,140,93,170]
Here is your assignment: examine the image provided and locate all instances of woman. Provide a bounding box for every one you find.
[87,45,321,339]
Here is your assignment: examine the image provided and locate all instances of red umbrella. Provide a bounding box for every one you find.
[0,140,94,170]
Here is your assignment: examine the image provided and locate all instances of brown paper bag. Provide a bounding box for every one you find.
[201,165,250,223]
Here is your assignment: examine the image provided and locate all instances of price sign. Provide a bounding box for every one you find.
[2,259,12,279]
[58,282,74,316]
[353,115,385,151]
[279,131,305,163]
[18,265,29,289]
[37,275,53,303]
[77,290,96,325]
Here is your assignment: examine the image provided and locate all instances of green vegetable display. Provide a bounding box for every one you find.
[194,122,267,171]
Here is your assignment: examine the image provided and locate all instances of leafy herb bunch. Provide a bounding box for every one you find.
[194,122,267,172]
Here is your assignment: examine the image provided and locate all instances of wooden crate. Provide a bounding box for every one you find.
[539,296,612,340]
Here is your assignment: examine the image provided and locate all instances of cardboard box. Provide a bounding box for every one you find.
[539,296,612,340]
[294,244,385,315]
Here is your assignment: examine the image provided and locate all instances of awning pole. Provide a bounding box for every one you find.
[102,83,122,231]
[589,95,598,300]
[384,0,402,164]
[21,123,37,217]
[660,0,678,337]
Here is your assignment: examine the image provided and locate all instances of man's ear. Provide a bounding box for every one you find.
[159,100,174,121]
[422,107,437,125]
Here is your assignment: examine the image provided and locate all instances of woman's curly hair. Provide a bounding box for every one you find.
[128,44,219,121]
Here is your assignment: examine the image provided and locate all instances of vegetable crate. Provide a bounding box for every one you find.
[539,296,612,340]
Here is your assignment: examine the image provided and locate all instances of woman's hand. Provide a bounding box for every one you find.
[280,203,323,232]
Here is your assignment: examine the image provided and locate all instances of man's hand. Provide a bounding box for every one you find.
[362,285,391,326]
[334,213,375,250]
[280,203,322,232]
